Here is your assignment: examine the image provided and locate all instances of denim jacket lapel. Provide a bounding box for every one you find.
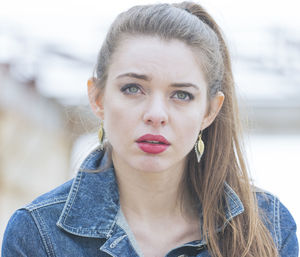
[57,148,120,239]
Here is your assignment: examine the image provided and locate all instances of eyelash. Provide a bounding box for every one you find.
[120,83,142,95]
[172,91,194,101]
[120,84,194,101]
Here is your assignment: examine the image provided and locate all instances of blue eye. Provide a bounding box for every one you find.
[121,84,142,95]
[172,91,194,101]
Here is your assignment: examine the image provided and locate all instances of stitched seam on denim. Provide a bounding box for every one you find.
[57,222,110,237]
[62,171,82,223]
[224,183,244,214]
[275,196,282,248]
[25,196,68,211]
[110,234,128,248]
[31,210,56,257]
[215,185,244,232]
[100,248,118,257]
[106,212,119,239]
[58,221,111,237]
[224,189,243,217]
[225,192,238,214]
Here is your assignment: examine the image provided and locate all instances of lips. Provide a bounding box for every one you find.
[136,134,170,145]
[136,134,170,154]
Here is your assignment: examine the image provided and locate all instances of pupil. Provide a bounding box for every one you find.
[130,86,138,93]
[178,92,186,99]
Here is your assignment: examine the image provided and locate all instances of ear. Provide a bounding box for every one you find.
[201,91,224,130]
[87,78,104,120]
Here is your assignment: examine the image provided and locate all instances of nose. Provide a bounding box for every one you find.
[143,95,168,127]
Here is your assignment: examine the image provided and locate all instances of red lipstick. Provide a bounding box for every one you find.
[136,134,170,154]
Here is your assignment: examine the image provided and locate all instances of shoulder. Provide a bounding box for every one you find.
[254,189,299,256]
[2,179,73,256]
[254,188,295,228]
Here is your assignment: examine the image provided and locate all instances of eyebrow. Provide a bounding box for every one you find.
[116,73,151,81]
[116,72,199,90]
[170,83,199,90]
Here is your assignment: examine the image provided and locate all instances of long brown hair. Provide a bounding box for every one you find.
[93,2,278,256]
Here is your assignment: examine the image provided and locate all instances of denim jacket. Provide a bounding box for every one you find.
[2,148,298,257]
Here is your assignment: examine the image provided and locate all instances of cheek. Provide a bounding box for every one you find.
[103,103,122,136]
[179,102,206,139]
[103,98,138,142]
[171,110,202,147]
[179,118,201,145]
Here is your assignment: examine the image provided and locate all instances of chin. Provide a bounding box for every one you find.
[132,156,174,173]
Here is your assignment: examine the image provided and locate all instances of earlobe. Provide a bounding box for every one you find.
[87,78,104,119]
[201,91,224,130]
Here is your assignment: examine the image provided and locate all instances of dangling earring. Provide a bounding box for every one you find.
[98,120,105,150]
[195,131,205,163]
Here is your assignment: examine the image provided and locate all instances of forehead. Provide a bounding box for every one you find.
[107,36,207,83]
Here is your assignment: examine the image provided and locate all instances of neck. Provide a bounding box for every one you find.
[112,154,186,221]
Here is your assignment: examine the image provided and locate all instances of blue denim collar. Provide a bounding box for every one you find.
[57,148,244,240]
[57,148,118,238]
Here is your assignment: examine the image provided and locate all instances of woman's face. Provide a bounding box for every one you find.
[90,36,223,174]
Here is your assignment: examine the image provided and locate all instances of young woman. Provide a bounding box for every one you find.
[2,2,298,257]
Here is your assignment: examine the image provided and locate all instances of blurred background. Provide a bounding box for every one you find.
[1,0,300,245]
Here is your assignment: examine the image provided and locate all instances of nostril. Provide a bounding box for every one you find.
[143,109,168,126]
[145,118,167,125]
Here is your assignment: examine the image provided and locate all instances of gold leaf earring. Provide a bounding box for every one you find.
[195,131,205,163]
[98,120,105,150]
